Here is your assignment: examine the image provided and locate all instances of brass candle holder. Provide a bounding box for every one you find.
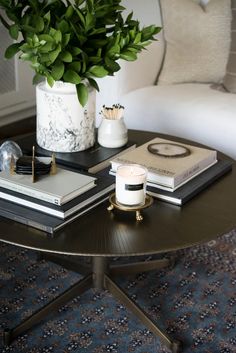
[107,193,153,221]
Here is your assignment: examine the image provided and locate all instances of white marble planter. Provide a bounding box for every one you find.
[36,81,95,152]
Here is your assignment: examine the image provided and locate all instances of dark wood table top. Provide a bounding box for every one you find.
[0,130,235,257]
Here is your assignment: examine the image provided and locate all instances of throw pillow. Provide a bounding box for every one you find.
[157,0,231,85]
[223,0,236,93]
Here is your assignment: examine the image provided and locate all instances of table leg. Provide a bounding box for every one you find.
[104,274,182,353]
[3,274,92,345]
[4,255,181,352]
[38,252,91,275]
[110,257,175,276]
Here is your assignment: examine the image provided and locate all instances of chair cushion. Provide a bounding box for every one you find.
[158,0,231,85]
[121,83,236,159]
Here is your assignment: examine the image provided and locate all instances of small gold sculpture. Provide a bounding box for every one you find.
[12,145,57,183]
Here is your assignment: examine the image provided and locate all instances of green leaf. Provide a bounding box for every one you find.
[40,53,50,63]
[9,24,19,40]
[126,11,133,23]
[86,0,94,12]
[88,56,102,65]
[120,50,137,61]
[65,5,74,20]
[68,61,81,73]
[59,51,72,62]
[32,34,39,45]
[21,24,38,33]
[31,61,41,69]
[71,47,82,56]
[87,78,99,92]
[48,45,61,63]
[53,30,62,44]
[5,43,21,59]
[62,33,71,47]
[38,34,54,42]
[89,65,108,78]
[29,0,38,12]
[51,61,65,80]
[47,75,54,87]
[58,20,69,34]
[44,11,51,23]
[134,32,142,44]
[39,42,54,53]
[63,70,81,84]
[20,53,34,61]
[87,39,108,48]
[6,10,17,22]
[81,53,87,73]
[106,44,120,58]
[74,7,86,26]
[34,16,44,32]
[85,12,94,30]
[32,73,42,85]
[104,57,120,73]
[76,83,88,107]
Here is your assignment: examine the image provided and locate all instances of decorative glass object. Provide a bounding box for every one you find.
[0,140,23,172]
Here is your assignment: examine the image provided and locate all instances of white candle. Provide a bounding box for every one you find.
[116,164,147,206]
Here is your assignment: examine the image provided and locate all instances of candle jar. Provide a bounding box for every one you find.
[116,164,147,206]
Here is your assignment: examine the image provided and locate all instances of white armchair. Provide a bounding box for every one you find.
[96,0,236,160]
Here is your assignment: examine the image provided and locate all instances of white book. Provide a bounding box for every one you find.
[0,167,96,205]
[110,137,217,191]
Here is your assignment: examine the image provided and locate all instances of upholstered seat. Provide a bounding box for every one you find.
[96,0,236,159]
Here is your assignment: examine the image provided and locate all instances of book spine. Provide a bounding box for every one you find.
[0,191,64,218]
[0,179,61,205]
[147,190,181,205]
[0,208,54,234]
[174,152,217,188]
[54,195,110,232]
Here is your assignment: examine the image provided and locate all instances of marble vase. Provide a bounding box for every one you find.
[36,81,95,152]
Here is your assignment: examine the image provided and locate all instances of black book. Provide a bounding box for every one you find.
[15,133,136,173]
[147,159,233,205]
[0,175,115,219]
[0,194,110,235]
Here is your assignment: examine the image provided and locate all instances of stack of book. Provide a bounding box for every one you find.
[0,134,137,235]
[110,137,233,205]
[0,166,115,235]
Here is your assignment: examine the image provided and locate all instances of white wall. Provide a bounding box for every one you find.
[96,0,163,126]
[0,24,36,126]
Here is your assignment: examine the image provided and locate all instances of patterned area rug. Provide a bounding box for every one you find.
[0,229,235,353]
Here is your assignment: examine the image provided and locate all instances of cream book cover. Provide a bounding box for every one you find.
[0,167,96,205]
[110,137,217,190]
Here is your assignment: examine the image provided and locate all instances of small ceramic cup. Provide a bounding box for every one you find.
[98,118,128,148]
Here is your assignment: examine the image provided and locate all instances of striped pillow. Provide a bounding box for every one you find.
[223,0,236,92]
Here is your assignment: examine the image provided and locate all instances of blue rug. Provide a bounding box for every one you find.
[0,229,235,353]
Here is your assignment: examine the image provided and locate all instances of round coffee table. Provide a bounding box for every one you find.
[1,130,236,353]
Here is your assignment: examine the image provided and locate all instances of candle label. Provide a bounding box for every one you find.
[125,183,144,191]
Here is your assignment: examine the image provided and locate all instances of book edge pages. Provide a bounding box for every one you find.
[0,169,96,205]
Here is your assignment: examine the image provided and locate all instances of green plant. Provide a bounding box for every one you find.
[0,0,161,106]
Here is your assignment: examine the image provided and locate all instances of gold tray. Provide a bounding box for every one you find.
[107,193,153,221]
